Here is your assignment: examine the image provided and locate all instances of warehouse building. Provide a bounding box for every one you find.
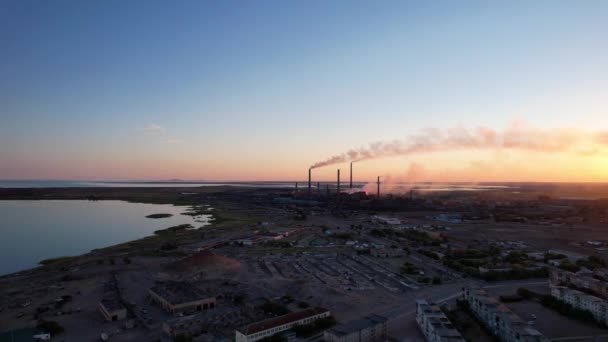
[149,281,216,316]
[98,294,127,321]
[235,307,330,342]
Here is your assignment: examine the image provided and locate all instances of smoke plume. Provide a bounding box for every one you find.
[311,123,594,169]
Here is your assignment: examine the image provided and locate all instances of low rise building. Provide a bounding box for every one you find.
[550,268,608,299]
[235,307,330,342]
[462,288,548,342]
[149,281,216,315]
[415,299,464,342]
[323,314,387,342]
[98,294,127,321]
[550,285,608,324]
[163,313,207,337]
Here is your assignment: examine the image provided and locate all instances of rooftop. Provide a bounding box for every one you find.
[326,314,387,337]
[237,307,329,335]
[149,281,211,305]
[100,294,125,312]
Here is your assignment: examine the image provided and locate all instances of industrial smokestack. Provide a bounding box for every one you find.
[349,162,353,189]
[295,182,298,193]
[337,169,341,196]
[377,176,380,199]
[308,168,312,194]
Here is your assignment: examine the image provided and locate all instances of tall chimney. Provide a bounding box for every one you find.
[349,162,353,189]
[377,176,380,199]
[308,168,312,194]
[295,182,298,193]
[337,169,341,196]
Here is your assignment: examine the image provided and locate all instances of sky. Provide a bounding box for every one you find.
[1,0,608,182]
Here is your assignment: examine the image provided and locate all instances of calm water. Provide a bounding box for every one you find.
[0,200,211,275]
[0,180,294,188]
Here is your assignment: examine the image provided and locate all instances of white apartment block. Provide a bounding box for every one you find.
[462,288,548,342]
[550,285,608,325]
[415,299,464,342]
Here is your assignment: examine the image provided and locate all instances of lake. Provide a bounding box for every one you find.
[0,200,212,275]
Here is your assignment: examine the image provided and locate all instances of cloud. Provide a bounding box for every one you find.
[594,131,608,145]
[164,138,186,144]
[139,123,165,133]
[311,122,600,169]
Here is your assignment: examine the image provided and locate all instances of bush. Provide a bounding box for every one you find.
[418,249,440,260]
[298,301,310,309]
[432,276,442,285]
[173,333,193,342]
[261,301,289,315]
[37,320,64,335]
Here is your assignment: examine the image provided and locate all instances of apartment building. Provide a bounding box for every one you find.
[415,299,464,342]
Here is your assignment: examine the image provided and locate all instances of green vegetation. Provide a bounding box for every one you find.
[544,252,567,261]
[443,247,548,280]
[432,276,442,285]
[298,301,310,308]
[417,276,431,284]
[576,256,606,270]
[401,262,419,274]
[261,301,290,316]
[418,249,440,260]
[265,240,292,248]
[332,233,352,239]
[37,320,64,335]
[557,259,580,272]
[173,333,193,342]
[146,213,173,219]
[154,224,194,236]
[39,256,76,266]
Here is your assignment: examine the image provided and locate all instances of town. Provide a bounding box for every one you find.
[2,182,608,342]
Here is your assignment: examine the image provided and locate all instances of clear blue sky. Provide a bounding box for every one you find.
[1,1,607,181]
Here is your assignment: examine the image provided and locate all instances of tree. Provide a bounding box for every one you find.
[37,320,64,335]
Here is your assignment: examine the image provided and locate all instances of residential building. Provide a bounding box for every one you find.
[550,268,608,299]
[324,314,387,342]
[98,294,127,321]
[415,299,464,342]
[235,307,330,342]
[550,285,608,325]
[462,288,548,342]
[149,281,216,316]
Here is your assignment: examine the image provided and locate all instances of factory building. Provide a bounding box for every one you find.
[235,307,330,342]
[149,281,216,316]
[323,314,387,342]
[462,288,548,342]
[162,313,208,337]
[550,285,608,324]
[98,294,127,321]
[415,299,464,342]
